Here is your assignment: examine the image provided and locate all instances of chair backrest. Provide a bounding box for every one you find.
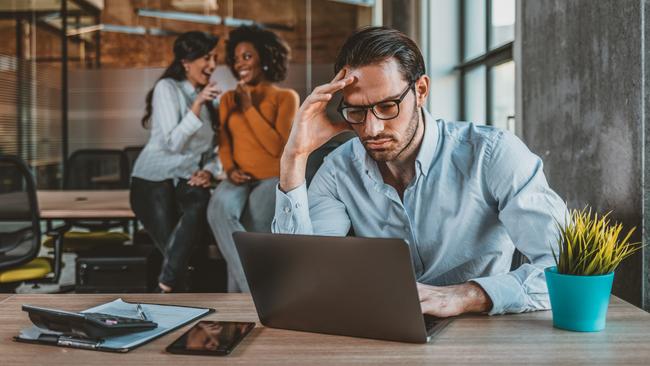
[65,149,129,190]
[0,155,41,271]
[123,146,143,176]
[305,131,356,186]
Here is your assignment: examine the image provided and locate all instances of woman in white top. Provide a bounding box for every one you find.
[131,31,221,293]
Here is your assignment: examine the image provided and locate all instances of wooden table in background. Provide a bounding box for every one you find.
[0,294,649,365]
[37,190,134,220]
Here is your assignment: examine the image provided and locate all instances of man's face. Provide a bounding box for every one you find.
[341,59,420,162]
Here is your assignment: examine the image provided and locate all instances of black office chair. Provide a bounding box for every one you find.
[65,149,130,191]
[43,149,130,252]
[65,148,130,230]
[510,249,529,270]
[0,155,65,291]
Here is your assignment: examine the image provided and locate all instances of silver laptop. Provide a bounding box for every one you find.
[233,232,451,343]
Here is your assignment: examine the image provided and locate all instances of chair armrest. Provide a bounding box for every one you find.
[43,223,71,283]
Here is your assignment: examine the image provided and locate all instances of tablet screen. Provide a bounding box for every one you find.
[166,321,255,356]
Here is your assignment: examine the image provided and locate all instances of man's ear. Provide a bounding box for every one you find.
[415,75,430,108]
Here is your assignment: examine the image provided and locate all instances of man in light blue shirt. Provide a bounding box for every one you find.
[272,27,566,317]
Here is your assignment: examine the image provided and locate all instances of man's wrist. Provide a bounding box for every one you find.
[281,149,310,163]
[279,152,309,192]
[462,282,493,314]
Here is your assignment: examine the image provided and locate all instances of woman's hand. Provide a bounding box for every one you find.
[188,170,213,188]
[191,82,221,117]
[197,82,222,104]
[228,168,253,185]
[234,82,252,111]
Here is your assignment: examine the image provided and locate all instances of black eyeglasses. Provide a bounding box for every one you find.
[337,82,414,124]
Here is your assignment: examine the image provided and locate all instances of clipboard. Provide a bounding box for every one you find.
[14,298,215,353]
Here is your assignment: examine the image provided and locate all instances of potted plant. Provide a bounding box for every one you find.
[545,207,642,332]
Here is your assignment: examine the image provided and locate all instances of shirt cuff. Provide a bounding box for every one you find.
[470,273,527,315]
[273,182,310,233]
[202,160,223,177]
[179,110,204,136]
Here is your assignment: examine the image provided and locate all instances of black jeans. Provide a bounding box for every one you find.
[130,176,211,290]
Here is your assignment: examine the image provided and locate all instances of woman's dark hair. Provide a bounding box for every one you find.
[334,26,425,85]
[142,31,219,129]
[225,25,290,83]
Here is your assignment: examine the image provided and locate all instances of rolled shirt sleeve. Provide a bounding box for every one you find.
[471,131,567,315]
[132,78,216,182]
[272,156,351,236]
[272,182,313,234]
[201,147,223,178]
[152,79,204,154]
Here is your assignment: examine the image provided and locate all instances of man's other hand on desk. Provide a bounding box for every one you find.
[417,282,493,317]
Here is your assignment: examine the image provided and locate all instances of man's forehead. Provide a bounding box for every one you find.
[342,60,407,104]
[345,61,401,86]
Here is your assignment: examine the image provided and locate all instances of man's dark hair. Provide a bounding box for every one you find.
[226,25,290,82]
[334,26,425,85]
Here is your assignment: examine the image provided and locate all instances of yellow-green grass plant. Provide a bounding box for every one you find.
[552,207,642,276]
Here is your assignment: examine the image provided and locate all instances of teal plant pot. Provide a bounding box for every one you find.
[545,266,614,332]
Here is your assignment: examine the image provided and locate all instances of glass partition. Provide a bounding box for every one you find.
[0,0,379,188]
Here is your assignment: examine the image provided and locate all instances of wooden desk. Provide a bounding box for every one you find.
[37,190,134,220]
[1,294,648,365]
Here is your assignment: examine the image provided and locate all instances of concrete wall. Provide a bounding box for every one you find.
[641,0,650,311]
[520,0,646,307]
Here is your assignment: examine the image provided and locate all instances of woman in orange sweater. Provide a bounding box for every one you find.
[207,26,299,292]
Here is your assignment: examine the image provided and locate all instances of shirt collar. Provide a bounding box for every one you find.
[181,80,199,97]
[415,108,439,177]
[353,108,440,179]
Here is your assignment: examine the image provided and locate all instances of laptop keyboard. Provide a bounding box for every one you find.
[423,314,450,338]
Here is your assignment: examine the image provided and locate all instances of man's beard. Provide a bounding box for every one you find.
[362,101,419,162]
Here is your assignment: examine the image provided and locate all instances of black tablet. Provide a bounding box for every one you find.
[166,321,255,356]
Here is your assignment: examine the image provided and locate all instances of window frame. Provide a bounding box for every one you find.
[457,0,514,125]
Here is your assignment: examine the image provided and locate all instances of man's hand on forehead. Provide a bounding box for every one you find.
[279,67,354,192]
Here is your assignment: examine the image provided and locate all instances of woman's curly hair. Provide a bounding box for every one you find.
[226,25,290,82]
